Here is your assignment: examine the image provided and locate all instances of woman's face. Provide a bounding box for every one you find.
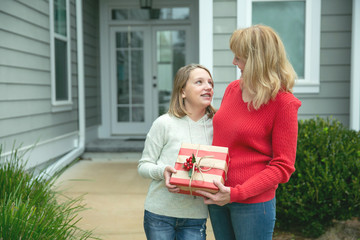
[233,56,246,76]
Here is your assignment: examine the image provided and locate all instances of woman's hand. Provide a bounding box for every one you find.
[196,180,231,206]
[164,166,180,193]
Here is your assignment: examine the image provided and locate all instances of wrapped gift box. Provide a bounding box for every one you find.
[169,143,230,196]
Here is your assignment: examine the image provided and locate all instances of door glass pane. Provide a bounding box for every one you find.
[118,107,129,122]
[116,32,128,47]
[131,50,144,104]
[132,107,144,122]
[129,9,151,20]
[112,9,127,20]
[157,30,186,115]
[117,50,129,104]
[158,8,190,20]
[116,31,145,122]
[252,1,305,78]
[130,32,144,48]
[112,8,190,20]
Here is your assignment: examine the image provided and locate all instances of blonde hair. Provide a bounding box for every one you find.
[230,24,297,110]
[168,64,216,118]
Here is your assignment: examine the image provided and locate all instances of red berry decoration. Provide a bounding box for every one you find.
[183,153,197,177]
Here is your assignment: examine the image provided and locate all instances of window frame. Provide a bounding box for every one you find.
[237,0,321,93]
[49,0,73,111]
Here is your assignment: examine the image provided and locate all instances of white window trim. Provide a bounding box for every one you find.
[237,0,321,93]
[49,0,73,112]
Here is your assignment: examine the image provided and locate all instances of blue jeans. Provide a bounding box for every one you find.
[208,198,276,240]
[143,210,207,240]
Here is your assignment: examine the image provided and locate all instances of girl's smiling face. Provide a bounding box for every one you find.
[182,68,214,111]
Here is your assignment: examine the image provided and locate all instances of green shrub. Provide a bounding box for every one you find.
[0,146,100,239]
[276,117,360,238]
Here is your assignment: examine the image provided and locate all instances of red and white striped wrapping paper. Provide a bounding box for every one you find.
[169,143,230,196]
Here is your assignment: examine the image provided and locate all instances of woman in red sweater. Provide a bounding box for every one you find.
[196,25,302,239]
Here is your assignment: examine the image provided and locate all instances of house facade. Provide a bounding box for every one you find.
[0,0,359,174]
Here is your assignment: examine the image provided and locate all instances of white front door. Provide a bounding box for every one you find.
[110,26,152,135]
[110,26,190,135]
[151,26,191,118]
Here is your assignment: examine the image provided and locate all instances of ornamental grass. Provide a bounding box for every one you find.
[0,145,100,239]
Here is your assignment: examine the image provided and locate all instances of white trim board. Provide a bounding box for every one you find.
[199,0,213,73]
[350,0,360,131]
[1,132,79,170]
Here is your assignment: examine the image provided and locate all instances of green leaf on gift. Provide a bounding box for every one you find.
[188,168,193,178]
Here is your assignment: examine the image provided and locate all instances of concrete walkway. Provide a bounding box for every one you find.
[54,152,215,240]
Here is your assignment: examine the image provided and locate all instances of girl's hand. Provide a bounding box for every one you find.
[196,180,231,206]
[164,166,180,193]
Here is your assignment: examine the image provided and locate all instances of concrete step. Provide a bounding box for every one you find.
[85,139,145,153]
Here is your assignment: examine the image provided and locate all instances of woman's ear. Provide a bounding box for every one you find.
[181,89,186,98]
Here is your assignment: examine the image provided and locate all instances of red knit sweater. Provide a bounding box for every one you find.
[213,80,302,204]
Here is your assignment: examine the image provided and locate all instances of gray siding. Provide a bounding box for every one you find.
[0,0,79,153]
[295,0,352,126]
[212,0,352,127]
[83,0,101,128]
[213,0,237,108]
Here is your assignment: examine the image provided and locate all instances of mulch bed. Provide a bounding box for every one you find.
[273,218,360,240]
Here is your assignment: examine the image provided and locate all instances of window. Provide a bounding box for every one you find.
[50,0,72,110]
[111,7,190,21]
[237,0,321,93]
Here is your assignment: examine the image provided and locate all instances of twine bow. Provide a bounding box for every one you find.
[188,155,214,195]
[185,144,214,196]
